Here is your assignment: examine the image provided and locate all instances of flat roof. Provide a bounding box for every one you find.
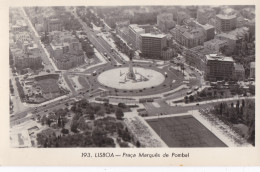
[250,62,255,68]
[140,33,166,38]
[234,63,245,71]
[216,14,236,20]
[129,24,145,33]
[206,54,234,62]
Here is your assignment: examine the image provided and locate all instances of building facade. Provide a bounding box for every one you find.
[49,31,85,70]
[215,14,237,33]
[204,39,228,53]
[197,7,216,25]
[174,25,206,48]
[157,13,175,32]
[140,33,167,58]
[205,54,234,81]
[128,24,145,50]
[233,63,245,81]
[43,18,62,32]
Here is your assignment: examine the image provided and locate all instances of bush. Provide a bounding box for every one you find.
[119,142,129,147]
[118,103,126,109]
[136,141,141,148]
[61,128,69,134]
[115,108,124,120]
[96,110,105,116]
[70,122,78,133]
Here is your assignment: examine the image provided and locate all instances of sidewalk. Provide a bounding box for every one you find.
[21,8,58,71]
[192,110,252,147]
[175,96,255,107]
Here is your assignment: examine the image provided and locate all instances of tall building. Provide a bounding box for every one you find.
[128,24,145,50]
[157,13,175,32]
[215,14,237,33]
[12,49,42,70]
[194,22,215,41]
[184,46,214,72]
[140,33,167,58]
[11,20,28,32]
[174,25,206,48]
[197,7,216,25]
[204,39,228,53]
[177,11,190,25]
[49,31,85,70]
[187,6,198,19]
[43,18,62,32]
[205,54,234,81]
[215,27,249,54]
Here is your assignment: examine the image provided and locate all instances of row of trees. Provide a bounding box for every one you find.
[15,78,25,101]
[37,130,115,148]
[111,33,135,59]
[211,99,255,145]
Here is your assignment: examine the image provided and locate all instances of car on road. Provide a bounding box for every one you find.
[187,90,193,95]
[92,71,97,76]
[194,86,199,91]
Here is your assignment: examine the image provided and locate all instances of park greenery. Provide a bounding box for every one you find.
[36,99,136,147]
[211,99,255,145]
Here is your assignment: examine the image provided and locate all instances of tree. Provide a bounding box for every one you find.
[47,118,52,127]
[242,99,245,107]
[89,113,95,120]
[61,128,69,134]
[220,103,223,116]
[236,100,240,114]
[184,96,188,103]
[136,141,141,148]
[115,108,124,120]
[96,110,105,116]
[118,103,126,109]
[189,95,194,102]
[71,122,78,133]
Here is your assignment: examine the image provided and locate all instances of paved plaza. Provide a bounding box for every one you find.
[97,67,165,90]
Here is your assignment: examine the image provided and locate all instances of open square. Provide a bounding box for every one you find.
[146,115,227,147]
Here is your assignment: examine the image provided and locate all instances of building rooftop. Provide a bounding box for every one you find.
[157,13,173,20]
[250,62,255,68]
[216,14,236,20]
[140,33,166,38]
[228,27,249,39]
[198,7,215,13]
[234,63,245,71]
[199,23,215,30]
[182,28,205,39]
[190,46,217,55]
[204,38,227,45]
[216,33,237,40]
[206,54,234,62]
[129,24,145,33]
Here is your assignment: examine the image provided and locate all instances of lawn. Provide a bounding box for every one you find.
[35,74,60,94]
[146,115,227,147]
[78,76,90,89]
[37,78,60,94]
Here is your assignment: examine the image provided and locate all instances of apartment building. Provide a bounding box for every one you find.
[205,54,234,81]
[140,33,167,58]
[215,14,237,33]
